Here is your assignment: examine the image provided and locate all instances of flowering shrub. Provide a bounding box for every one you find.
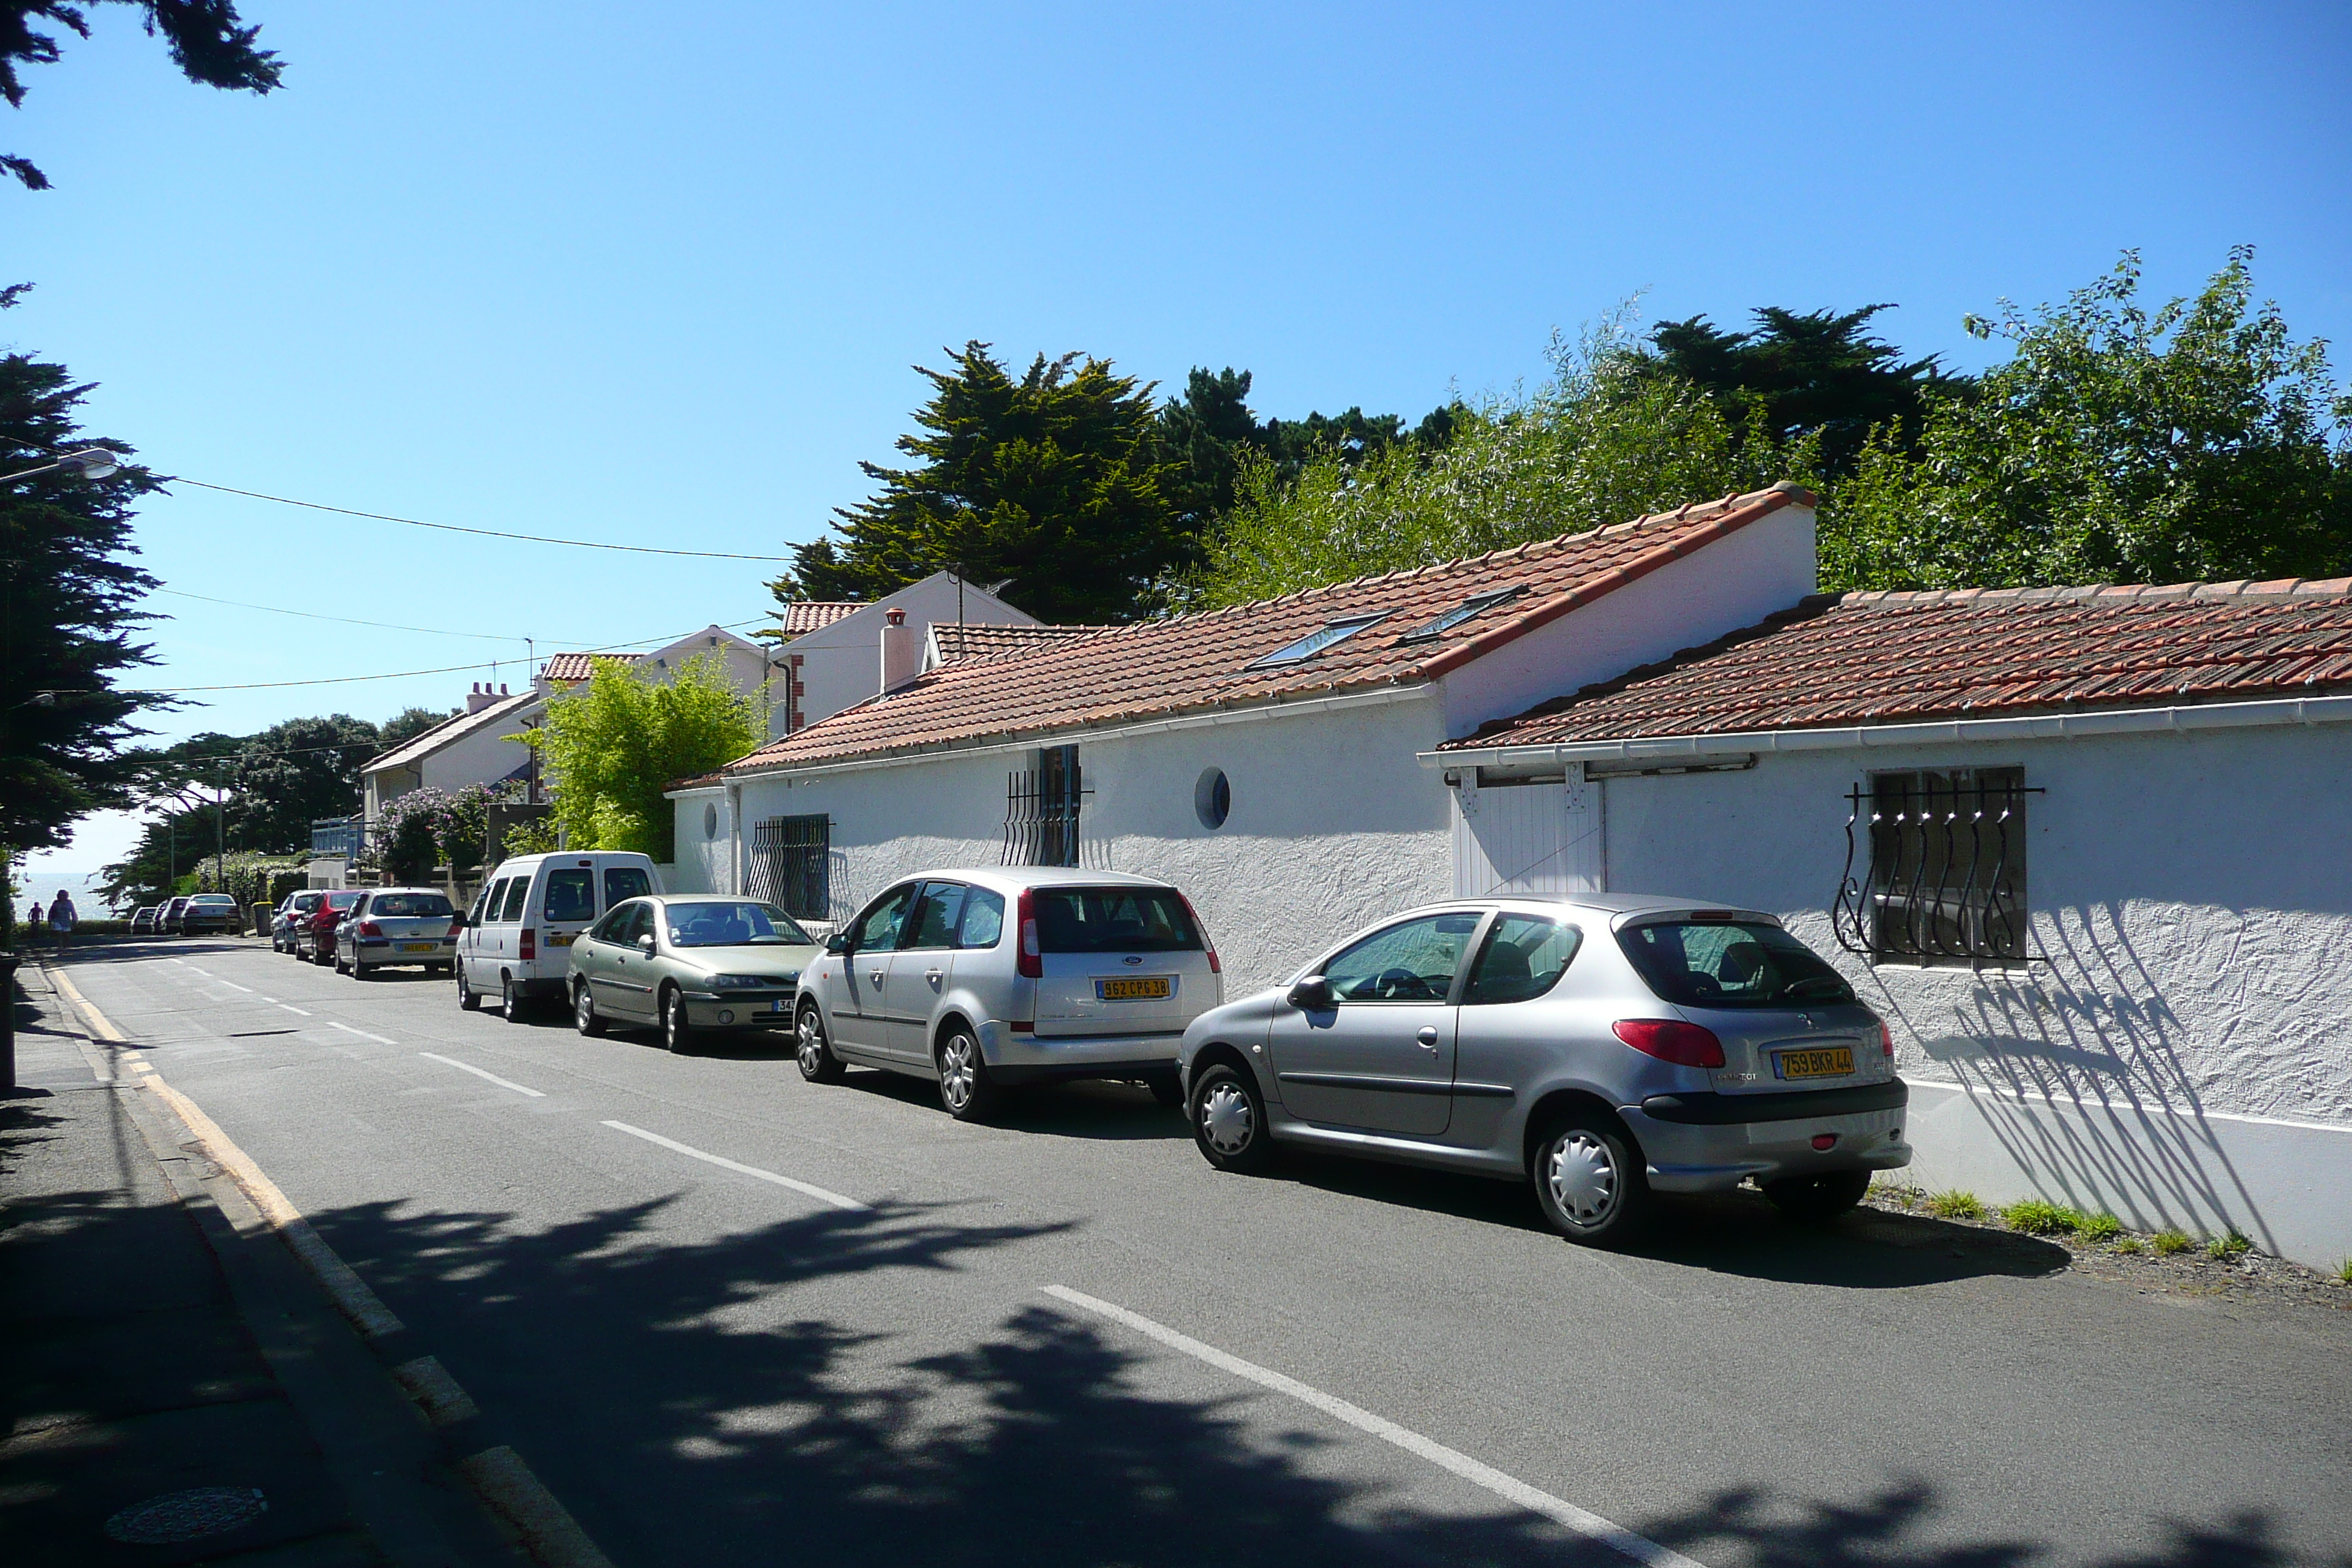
[367,781,524,883]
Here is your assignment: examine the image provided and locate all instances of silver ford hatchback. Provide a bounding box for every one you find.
[792,868,1224,1120]
[1177,894,1911,1245]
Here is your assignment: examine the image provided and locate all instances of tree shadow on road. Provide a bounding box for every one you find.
[298,1191,2327,1568]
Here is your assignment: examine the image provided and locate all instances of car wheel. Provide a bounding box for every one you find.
[1763,1169,1872,1224]
[334,949,351,975]
[662,987,693,1054]
[314,943,333,967]
[1530,1113,1651,1247]
[1188,1060,1273,1174]
[456,964,480,1011]
[353,958,374,980]
[795,1003,844,1084]
[573,981,606,1037]
[935,1027,1000,1121]
[1145,1071,1184,1109]
[500,975,525,1023]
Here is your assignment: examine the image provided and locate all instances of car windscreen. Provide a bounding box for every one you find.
[325,892,362,909]
[664,902,811,948]
[1031,888,1201,954]
[369,893,454,918]
[543,870,596,923]
[1616,919,1855,1009]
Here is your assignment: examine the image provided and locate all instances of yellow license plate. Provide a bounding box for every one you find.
[546,932,576,947]
[1096,977,1172,1001]
[1775,1046,1854,1080]
[399,942,437,953]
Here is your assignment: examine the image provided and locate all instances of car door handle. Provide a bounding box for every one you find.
[1416,1026,1439,1049]
[868,970,885,987]
[924,969,943,984]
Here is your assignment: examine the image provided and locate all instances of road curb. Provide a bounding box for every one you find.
[41,959,616,1568]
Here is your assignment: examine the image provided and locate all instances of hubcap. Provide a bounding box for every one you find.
[940,1037,975,1109]
[1199,1082,1254,1155]
[1546,1131,1619,1229]
[576,988,592,1027]
[796,1014,823,1071]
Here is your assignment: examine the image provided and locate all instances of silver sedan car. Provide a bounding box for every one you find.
[1177,894,1911,1245]
[568,895,821,1052]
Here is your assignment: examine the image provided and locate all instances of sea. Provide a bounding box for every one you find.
[10,870,119,918]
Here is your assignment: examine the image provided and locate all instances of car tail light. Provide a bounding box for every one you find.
[1612,1018,1726,1068]
[1173,891,1221,974]
[447,919,463,937]
[520,927,536,962]
[1879,1019,1896,1060]
[356,921,382,938]
[1015,888,1041,980]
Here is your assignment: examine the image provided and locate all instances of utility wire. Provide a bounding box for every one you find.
[151,587,544,642]
[165,476,799,562]
[142,617,773,694]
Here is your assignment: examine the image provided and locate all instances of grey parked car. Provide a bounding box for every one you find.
[335,887,459,977]
[793,868,1224,1121]
[1177,894,1911,1246]
[568,895,821,1052]
[273,890,324,952]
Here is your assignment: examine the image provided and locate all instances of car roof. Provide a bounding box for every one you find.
[896,867,1179,893]
[364,886,451,896]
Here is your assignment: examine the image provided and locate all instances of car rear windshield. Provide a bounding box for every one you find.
[665,902,811,948]
[543,869,596,923]
[1616,919,1855,1009]
[1032,888,1201,954]
[604,867,652,907]
[325,892,363,909]
[191,895,237,906]
[369,893,453,918]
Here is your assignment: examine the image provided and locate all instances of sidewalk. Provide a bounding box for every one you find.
[0,961,508,1567]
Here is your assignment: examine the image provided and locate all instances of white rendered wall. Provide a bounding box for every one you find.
[785,576,1038,730]
[1595,722,2352,1269]
[709,697,1457,995]
[670,786,732,894]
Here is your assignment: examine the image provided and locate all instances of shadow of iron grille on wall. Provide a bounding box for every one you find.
[1003,746,1083,867]
[1831,767,2043,968]
[746,813,831,920]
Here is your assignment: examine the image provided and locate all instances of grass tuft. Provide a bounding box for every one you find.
[2003,1198,2081,1235]
[1926,1189,1986,1221]
[2337,1259,2352,1286]
[2112,1236,2143,1255]
[2152,1229,2193,1256]
[2207,1230,2250,1260]
[2077,1212,2122,1243]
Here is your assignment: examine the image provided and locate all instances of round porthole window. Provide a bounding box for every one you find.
[703,802,720,840]
[1194,767,1232,830]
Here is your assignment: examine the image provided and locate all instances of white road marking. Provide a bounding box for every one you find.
[216,979,252,992]
[261,995,279,1003]
[279,1004,312,1017]
[185,965,211,976]
[328,1020,399,1045]
[1040,1285,1709,1568]
[600,1120,867,1211]
[419,1052,546,1098]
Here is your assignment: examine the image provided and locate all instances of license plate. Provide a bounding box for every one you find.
[399,942,436,953]
[1096,976,1172,1001]
[771,998,791,1014]
[1774,1046,1855,1080]
[546,932,576,947]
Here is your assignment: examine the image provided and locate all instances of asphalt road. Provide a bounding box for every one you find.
[55,936,2352,1568]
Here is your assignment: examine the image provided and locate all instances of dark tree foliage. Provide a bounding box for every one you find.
[1155,366,1462,535]
[1639,305,1971,478]
[3,1,282,188]
[378,704,456,751]
[225,712,380,851]
[1,296,172,853]
[771,343,1181,624]
[97,801,214,909]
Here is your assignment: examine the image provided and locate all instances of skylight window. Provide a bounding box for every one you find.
[1245,611,1392,670]
[1395,585,1528,644]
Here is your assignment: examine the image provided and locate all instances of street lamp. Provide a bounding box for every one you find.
[0,448,121,483]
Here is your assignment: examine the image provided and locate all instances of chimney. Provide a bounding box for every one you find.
[466,682,498,715]
[879,608,919,693]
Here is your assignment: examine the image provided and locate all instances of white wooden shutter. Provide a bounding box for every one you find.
[1451,774,1605,897]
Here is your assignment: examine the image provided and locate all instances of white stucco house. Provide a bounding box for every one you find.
[766,571,1039,734]
[671,486,2352,1268]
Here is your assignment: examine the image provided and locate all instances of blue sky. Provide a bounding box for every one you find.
[10,0,2350,880]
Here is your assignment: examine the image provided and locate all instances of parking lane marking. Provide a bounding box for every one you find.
[279,1004,312,1017]
[600,1120,867,1211]
[328,1021,399,1046]
[1040,1286,1708,1568]
[419,1052,546,1098]
[215,979,253,992]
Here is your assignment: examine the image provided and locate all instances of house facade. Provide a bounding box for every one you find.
[668,484,1821,990]
[768,572,1039,734]
[1432,580,2352,1268]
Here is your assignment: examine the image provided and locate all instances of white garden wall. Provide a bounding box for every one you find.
[1591,720,2352,1269]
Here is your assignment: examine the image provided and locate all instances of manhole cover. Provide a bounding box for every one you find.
[104,1488,268,1545]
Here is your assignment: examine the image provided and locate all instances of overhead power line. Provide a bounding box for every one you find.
[166,476,799,562]
[151,587,543,642]
[143,617,773,693]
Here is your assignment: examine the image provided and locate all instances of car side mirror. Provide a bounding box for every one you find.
[1287,976,1335,1011]
[636,933,657,953]
[449,914,467,930]
[824,932,850,954]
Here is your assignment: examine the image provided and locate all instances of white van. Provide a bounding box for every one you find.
[457,851,663,1020]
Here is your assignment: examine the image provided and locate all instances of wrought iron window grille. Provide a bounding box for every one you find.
[745,813,831,920]
[1831,768,2043,968]
[1003,746,1089,867]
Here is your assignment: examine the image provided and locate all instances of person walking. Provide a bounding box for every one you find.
[24,898,45,951]
[48,890,77,953]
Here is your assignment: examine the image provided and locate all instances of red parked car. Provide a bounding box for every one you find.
[299,890,364,964]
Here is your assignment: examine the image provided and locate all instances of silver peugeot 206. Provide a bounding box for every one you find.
[1176,894,1911,1245]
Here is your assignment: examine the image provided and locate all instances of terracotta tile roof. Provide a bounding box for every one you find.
[930,622,1115,665]
[539,650,636,684]
[718,483,1814,774]
[777,600,864,636]
[1444,577,2352,751]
